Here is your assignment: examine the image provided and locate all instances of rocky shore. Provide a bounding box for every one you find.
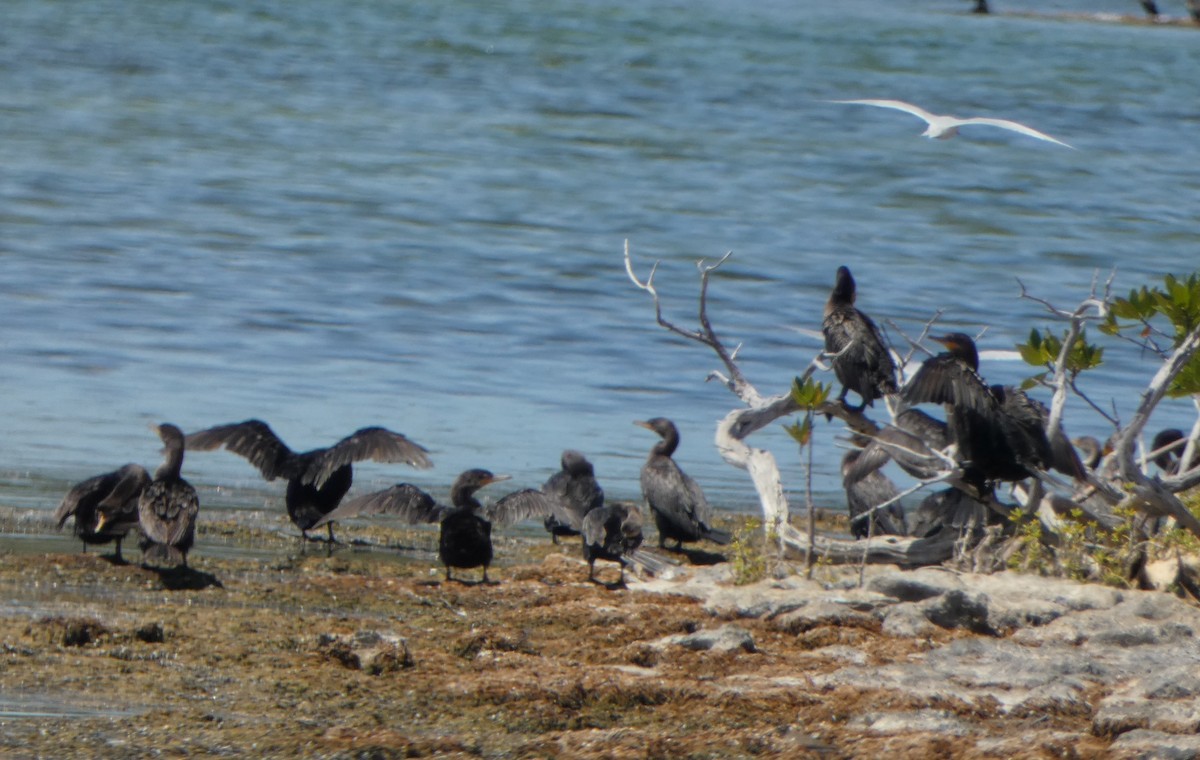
[1,510,1198,759]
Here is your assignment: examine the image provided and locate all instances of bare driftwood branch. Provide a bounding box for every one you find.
[625,242,953,566]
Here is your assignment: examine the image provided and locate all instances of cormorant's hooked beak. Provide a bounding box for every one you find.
[483,474,512,486]
[932,334,959,350]
[633,420,653,431]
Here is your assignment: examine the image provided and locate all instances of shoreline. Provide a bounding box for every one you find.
[2,509,1199,758]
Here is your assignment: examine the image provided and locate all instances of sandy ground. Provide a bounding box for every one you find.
[0,513,1118,760]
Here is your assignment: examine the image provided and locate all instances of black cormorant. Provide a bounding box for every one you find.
[55,463,151,561]
[184,419,432,541]
[635,418,730,550]
[1150,428,1198,475]
[138,424,200,567]
[822,266,898,413]
[581,503,644,586]
[841,449,907,539]
[437,469,510,584]
[902,333,1052,495]
[1072,436,1104,472]
[990,384,1084,481]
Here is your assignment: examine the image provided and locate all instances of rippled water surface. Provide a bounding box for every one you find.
[2,0,1198,516]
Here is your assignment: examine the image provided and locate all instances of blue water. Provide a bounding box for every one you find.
[1,0,1198,518]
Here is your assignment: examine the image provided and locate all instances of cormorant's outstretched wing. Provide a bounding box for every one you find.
[993,386,1057,474]
[99,464,152,509]
[311,483,444,529]
[488,489,568,528]
[55,472,111,527]
[301,427,433,487]
[902,356,994,413]
[55,464,151,528]
[185,420,295,481]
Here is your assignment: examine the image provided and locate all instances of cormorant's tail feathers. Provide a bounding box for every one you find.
[141,544,186,566]
[703,528,732,546]
[623,548,680,578]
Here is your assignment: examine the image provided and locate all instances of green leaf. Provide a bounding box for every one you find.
[1168,353,1200,398]
[791,376,830,409]
[784,417,813,447]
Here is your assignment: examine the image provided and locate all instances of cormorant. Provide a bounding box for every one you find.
[487,450,604,544]
[842,408,950,483]
[1072,436,1104,472]
[841,449,907,539]
[184,420,432,541]
[581,503,644,586]
[55,463,151,561]
[138,424,200,567]
[822,266,898,413]
[635,418,730,550]
[991,385,1085,481]
[437,469,510,584]
[1150,428,1198,475]
[902,333,1052,495]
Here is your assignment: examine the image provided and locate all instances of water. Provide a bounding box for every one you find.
[1,0,1197,520]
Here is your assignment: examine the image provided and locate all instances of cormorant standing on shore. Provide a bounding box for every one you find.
[184,420,432,542]
[822,266,898,413]
[582,503,644,586]
[635,418,730,550]
[55,463,151,561]
[138,424,200,567]
[438,469,511,584]
[902,333,1052,495]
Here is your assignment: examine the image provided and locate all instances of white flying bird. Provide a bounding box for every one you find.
[830,99,1074,149]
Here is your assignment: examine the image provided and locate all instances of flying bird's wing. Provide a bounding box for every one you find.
[310,483,444,528]
[302,427,433,487]
[830,99,940,124]
[958,117,1074,149]
[185,420,294,481]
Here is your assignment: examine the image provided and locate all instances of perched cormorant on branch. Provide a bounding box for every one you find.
[1150,428,1199,475]
[822,266,898,413]
[55,463,151,562]
[184,419,432,542]
[636,418,730,550]
[138,424,200,567]
[902,333,1053,496]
